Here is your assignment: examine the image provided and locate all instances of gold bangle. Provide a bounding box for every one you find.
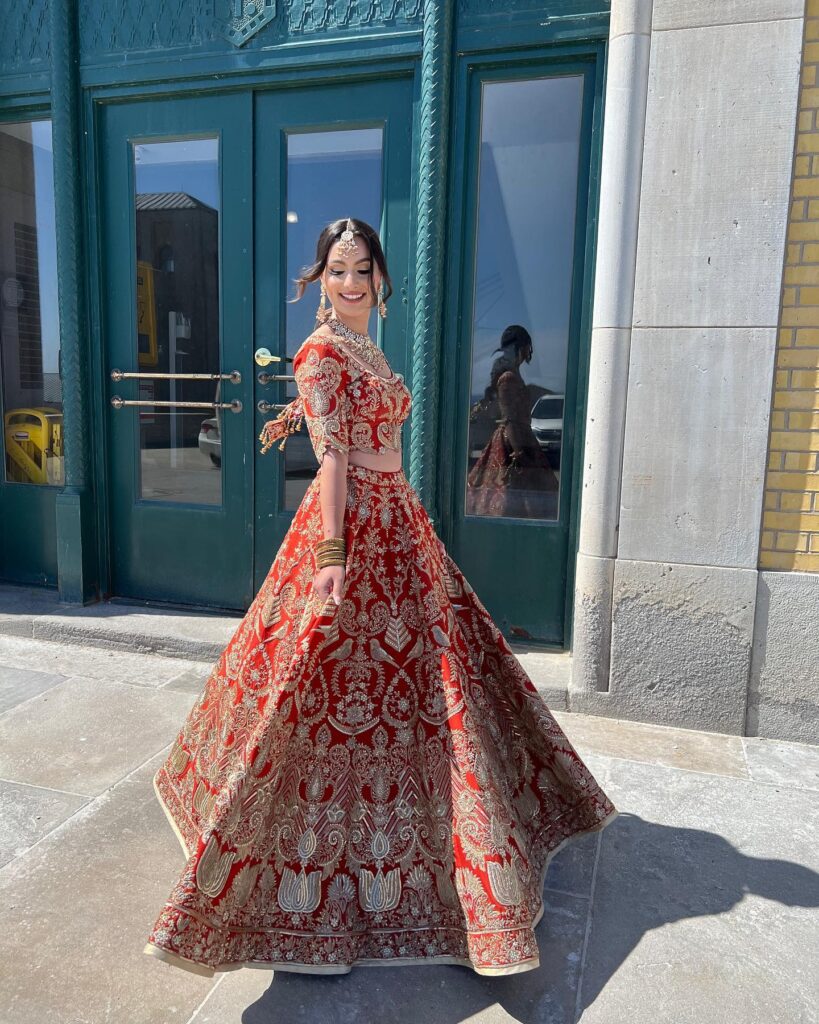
[316,538,346,553]
[315,536,346,569]
[315,551,346,567]
[316,554,346,569]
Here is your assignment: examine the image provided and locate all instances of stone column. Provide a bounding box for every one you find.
[570,0,653,694]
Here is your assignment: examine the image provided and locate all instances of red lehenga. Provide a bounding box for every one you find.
[144,329,618,978]
[466,360,559,520]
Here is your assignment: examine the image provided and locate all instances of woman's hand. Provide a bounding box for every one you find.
[313,564,346,606]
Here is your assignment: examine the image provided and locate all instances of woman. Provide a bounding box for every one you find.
[144,218,617,978]
[466,325,560,520]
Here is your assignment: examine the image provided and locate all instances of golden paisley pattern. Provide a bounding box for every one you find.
[144,464,618,977]
[292,334,412,463]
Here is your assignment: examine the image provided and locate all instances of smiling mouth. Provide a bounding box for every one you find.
[341,293,365,301]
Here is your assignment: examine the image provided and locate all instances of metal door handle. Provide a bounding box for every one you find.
[254,348,295,367]
[111,397,242,412]
[110,369,241,383]
[254,348,276,367]
[258,372,295,385]
[257,401,292,414]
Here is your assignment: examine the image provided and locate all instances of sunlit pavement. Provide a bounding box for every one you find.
[0,626,817,1023]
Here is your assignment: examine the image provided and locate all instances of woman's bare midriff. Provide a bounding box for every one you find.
[347,448,402,472]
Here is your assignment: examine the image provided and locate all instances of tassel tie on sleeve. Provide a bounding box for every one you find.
[258,397,305,454]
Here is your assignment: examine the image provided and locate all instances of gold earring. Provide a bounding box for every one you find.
[317,280,329,321]
[378,284,387,319]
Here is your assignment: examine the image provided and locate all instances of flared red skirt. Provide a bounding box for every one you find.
[144,464,618,977]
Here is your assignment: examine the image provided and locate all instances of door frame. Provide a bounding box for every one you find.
[439,42,608,648]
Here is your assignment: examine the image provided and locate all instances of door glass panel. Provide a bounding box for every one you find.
[283,128,383,509]
[0,120,62,486]
[464,76,583,521]
[131,137,222,504]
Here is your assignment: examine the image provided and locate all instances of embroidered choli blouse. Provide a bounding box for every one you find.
[291,331,412,463]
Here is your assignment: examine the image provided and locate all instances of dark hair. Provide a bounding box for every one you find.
[289,217,394,318]
[492,324,532,355]
[481,324,532,403]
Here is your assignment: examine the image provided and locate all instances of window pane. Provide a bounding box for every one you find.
[132,138,222,504]
[0,120,62,486]
[283,128,383,510]
[464,76,584,521]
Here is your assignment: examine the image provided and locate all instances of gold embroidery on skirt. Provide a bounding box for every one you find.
[278,866,323,913]
[196,833,236,897]
[487,858,523,907]
[359,865,402,912]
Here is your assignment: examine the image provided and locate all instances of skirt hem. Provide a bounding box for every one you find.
[145,786,619,978]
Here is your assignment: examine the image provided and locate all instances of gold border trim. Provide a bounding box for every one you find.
[145,799,620,977]
[153,770,192,861]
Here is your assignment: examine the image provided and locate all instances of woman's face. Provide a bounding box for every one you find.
[321,236,382,315]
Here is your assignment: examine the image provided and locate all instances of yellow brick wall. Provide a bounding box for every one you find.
[761,0,819,571]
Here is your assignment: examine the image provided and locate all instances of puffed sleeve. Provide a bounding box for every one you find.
[292,338,352,462]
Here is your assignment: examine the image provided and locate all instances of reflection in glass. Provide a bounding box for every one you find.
[132,138,222,504]
[0,121,62,486]
[464,76,584,521]
[283,129,383,509]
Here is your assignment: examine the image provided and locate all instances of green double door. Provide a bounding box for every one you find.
[100,81,413,610]
[101,62,598,646]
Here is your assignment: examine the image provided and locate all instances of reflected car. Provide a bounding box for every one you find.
[198,416,221,466]
[197,414,323,475]
[530,394,564,469]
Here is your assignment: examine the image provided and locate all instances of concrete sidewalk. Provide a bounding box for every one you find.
[0,630,817,1023]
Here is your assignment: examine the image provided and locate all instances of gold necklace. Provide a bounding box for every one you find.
[327,313,391,379]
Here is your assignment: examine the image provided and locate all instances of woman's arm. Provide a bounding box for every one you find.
[292,338,353,606]
[313,448,348,605]
[318,448,348,540]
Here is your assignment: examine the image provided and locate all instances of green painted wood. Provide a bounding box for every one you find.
[0,485,58,585]
[252,77,415,594]
[407,0,454,523]
[442,51,604,647]
[49,0,99,604]
[2,1,609,84]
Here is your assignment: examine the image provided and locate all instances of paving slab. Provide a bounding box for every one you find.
[0,663,66,713]
[741,734,819,793]
[0,748,215,1024]
[0,778,88,868]
[0,675,196,796]
[0,634,212,690]
[0,583,240,661]
[576,755,819,1023]
[0,635,816,1023]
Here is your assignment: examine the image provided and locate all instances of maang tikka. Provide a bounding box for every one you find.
[336,217,358,258]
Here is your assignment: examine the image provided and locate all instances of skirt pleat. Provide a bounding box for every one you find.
[144,464,618,977]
